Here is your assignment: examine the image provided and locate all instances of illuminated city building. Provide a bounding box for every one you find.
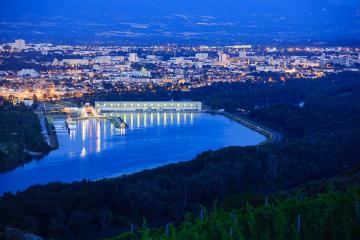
[128,53,139,62]
[14,39,25,51]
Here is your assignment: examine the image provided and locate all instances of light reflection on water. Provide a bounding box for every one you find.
[74,112,197,156]
[101,112,195,130]
[0,112,266,194]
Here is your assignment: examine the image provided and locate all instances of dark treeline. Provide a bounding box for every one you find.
[0,72,360,239]
[0,51,71,71]
[0,101,50,171]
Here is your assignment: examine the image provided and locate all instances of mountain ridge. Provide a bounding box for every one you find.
[0,0,359,44]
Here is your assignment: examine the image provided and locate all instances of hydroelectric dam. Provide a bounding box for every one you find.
[95,101,202,112]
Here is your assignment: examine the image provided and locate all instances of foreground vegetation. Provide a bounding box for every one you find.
[110,187,360,240]
[0,72,359,239]
[0,101,50,171]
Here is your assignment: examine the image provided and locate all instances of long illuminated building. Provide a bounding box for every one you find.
[95,101,202,112]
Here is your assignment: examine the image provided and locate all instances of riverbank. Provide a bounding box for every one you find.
[0,224,44,240]
[0,103,51,172]
[206,110,282,145]
[44,116,59,150]
[0,112,265,195]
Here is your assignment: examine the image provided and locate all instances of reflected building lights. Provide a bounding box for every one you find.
[177,113,180,125]
[170,113,174,125]
[143,113,147,127]
[137,113,140,128]
[89,120,94,153]
[89,119,93,139]
[82,121,86,141]
[68,111,200,159]
[69,129,76,141]
[130,113,134,129]
[96,121,101,153]
[163,113,167,126]
[110,120,114,135]
[96,121,100,139]
[80,147,86,158]
[103,119,107,138]
[157,112,160,125]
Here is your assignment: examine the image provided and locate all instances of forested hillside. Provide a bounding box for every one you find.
[109,187,360,240]
[0,73,360,239]
[0,101,50,171]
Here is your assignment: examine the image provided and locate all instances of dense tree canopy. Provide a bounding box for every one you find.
[109,187,360,240]
[0,101,50,171]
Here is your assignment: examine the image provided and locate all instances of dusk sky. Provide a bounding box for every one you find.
[1,0,359,44]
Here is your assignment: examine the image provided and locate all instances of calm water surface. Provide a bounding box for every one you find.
[0,113,265,195]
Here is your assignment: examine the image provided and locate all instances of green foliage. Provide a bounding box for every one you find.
[108,188,360,240]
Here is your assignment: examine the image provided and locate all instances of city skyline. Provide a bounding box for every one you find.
[1,39,359,102]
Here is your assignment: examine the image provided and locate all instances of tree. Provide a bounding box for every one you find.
[99,208,113,230]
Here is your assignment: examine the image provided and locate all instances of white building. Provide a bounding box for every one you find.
[14,39,26,51]
[129,53,139,62]
[239,51,247,58]
[17,69,39,77]
[62,59,90,66]
[175,57,185,64]
[96,101,202,112]
[196,53,208,60]
[230,45,252,49]
[112,56,125,62]
[218,53,228,63]
[94,56,112,65]
[194,62,203,68]
[146,55,158,60]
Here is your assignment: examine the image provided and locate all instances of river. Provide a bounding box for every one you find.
[0,112,265,195]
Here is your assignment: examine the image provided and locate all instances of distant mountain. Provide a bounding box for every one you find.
[0,0,359,45]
